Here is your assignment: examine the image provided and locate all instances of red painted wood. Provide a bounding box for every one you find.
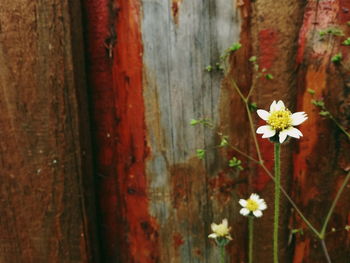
[83,0,120,261]
[83,0,159,261]
[112,0,160,262]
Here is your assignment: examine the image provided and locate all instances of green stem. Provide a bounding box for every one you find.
[320,171,350,238]
[259,164,321,238]
[320,239,332,263]
[245,103,263,162]
[248,217,254,263]
[329,115,350,139]
[220,245,225,263]
[273,143,281,263]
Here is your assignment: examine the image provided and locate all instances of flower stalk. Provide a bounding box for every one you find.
[248,216,254,263]
[220,245,225,263]
[273,143,281,263]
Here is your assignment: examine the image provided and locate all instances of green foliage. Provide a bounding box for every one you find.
[205,65,213,72]
[307,88,316,95]
[265,74,274,80]
[190,118,214,127]
[311,99,325,108]
[291,228,304,235]
[343,37,350,46]
[229,42,242,52]
[319,28,344,38]
[319,110,330,117]
[228,157,243,171]
[219,135,229,147]
[331,53,342,63]
[196,149,206,160]
[248,102,258,112]
[249,56,257,62]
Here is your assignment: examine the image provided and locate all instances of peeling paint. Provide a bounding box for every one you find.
[171,0,183,25]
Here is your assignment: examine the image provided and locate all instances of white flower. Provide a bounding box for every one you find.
[256,100,308,143]
[208,218,232,240]
[239,193,267,218]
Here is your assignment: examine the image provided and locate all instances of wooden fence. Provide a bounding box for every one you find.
[0,0,349,262]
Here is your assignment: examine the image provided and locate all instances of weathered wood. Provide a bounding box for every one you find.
[84,0,350,262]
[0,0,99,262]
[292,1,350,262]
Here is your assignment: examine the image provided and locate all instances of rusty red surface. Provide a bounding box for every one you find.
[84,0,160,261]
[171,0,183,24]
[258,29,278,70]
[83,0,120,260]
[113,0,160,262]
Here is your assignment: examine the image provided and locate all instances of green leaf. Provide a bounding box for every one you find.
[319,110,330,117]
[219,135,229,147]
[291,228,304,235]
[205,65,213,72]
[229,157,244,170]
[265,73,274,80]
[249,56,257,62]
[248,102,258,112]
[229,42,242,52]
[196,149,206,160]
[331,53,342,63]
[190,119,200,125]
[343,38,350,46]
[307,88,315,95]
[311,99,325,108]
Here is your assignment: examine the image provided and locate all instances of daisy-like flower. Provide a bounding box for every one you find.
[256,100,308,144]
[208,218,232,241]
[239,193,267,218]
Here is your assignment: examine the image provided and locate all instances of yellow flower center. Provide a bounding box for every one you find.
[214,225,230,236]
[267,109,292,130]
[246,199,259,212]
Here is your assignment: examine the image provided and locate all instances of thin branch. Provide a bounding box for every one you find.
[320,171,350,238]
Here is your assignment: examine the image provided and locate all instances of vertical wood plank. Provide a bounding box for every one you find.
[293,0,350,262]
[0,0,99,262]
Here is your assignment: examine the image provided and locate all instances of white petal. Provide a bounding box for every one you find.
[208,233,218,239]
[256,125,276,138]
[239,199,247,207]
[257,110,270,121]
[240,208,250,216]
[253,210,263,217]
[250,193,260,202]
[291,112,308,126]
[222,218,228,227]
[272,100,285,111]
[286,127,303,139]
[279,130,288,143]
[270,101,277,112]
[258,202,267,210]
[211,223,218,232]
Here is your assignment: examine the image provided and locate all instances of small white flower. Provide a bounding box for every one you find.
[239,193,267,218]
[256,100,308,143]
[208,218,232,240]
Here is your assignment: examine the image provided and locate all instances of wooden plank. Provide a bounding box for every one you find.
[292,0,350,262]
[84,0,350,262]
[141,0,244,262]
[0,0,99,262]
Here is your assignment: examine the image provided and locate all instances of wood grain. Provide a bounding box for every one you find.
[0,0,99,262]
[83,0,350,262]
